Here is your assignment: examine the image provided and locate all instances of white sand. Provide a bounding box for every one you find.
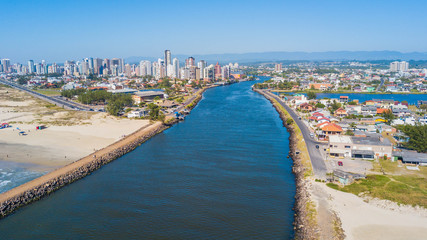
[0,113,150,170]
[0,86,151,170]
[314,181,427,240]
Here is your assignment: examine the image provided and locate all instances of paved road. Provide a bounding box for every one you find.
[264,90,328,178]
[0,79,91,111]
[376,78,385,92]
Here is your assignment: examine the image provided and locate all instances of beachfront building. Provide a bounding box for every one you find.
[128,109,149,118]
[328,134,393,159]
[132,91,165,104]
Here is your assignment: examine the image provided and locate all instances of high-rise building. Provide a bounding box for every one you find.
[1,59,11,73]
[94,58,102,74]
[390,61,409,72]
[186,57,195,68]
[28,60,35,74]
[214,62,221,76]
[275,63,282,72]
[198,60,206,79]
[173,58,179,78]
[399,61,409,72]
[164,50,171,76]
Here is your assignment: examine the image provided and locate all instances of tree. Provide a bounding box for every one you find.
[344,130,354,136]
[382,110,396,125]
[329,100,342,114]
[286,118,294,125]
[17,76,29,85]
[307,91,317,100]
[349,122,357,130]
[315,102,325,109]
[396,125,427,153]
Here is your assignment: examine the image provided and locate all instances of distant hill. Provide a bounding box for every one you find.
[126,51,427,64]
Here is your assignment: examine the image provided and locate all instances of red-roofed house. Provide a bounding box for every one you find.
[334,108,348,117]
[339,96,349,103]
[321,123,343,138]
[298,103,316,112]
[376,108,391,115]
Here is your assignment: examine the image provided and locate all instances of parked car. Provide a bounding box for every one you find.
[316,145,319,149]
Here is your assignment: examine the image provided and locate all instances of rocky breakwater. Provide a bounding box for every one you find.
[253,88,319,240]
[0,122,168,218]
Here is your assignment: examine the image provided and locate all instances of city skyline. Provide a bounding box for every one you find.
[1,0,427,62]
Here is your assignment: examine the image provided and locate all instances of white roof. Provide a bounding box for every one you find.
[329,135,352,144]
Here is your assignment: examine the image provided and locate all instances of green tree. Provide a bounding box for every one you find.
[396,125,427,152]
[344,130,354,136]
[382,110,396,125]
[307,91,317,100]
[329,100,342,114]
[315,102,325,108]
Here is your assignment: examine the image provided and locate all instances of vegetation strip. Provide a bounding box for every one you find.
[253,88,319,240]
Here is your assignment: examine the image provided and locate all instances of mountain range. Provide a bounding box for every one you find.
[126,51,427,64]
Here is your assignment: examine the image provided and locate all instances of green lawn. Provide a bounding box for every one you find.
[34,89,61,96]
[327,174,427,208]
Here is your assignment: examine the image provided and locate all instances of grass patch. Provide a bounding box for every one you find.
[327,174,427,208]
[270,97,313,177]
[34,89,61,96]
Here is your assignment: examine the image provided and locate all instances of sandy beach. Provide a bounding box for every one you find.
[0,85,150,171]
[311,181,427,240]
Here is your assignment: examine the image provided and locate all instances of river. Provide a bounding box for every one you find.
[275,92,427,105]
[0,78,295,239]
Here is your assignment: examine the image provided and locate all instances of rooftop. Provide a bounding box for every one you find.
[351,134,392,146]
[329,135,352,144]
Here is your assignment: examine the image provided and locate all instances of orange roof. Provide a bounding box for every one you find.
[377,108,391,114]
[335,107,346,113]
[321,123,343,132]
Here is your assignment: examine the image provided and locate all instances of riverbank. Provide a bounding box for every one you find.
[0,85,210,218]
[271,89,427,95]
[253,88,321,240]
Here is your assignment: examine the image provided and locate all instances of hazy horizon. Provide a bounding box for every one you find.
[1,0,427,63]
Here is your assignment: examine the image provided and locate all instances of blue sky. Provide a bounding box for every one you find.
[1,0,427,63]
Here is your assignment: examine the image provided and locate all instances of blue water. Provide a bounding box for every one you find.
[0,161,44,193]
[276,92,427,104]
[0,78,296,239]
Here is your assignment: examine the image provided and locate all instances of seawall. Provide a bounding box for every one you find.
[0,85,210,219]
[253,88,319,240]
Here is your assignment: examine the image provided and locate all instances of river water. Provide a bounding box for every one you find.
[0,78,295,239]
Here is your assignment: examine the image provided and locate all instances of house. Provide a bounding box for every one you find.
[128,109,149,118]
[299,103,316,112]
[333,169,366,185]
[334,108,348,117]
[392,108,412,117]
[393,151,427,166]
[159,100,178,108]
[361,106,377,116]
[376,108,390,115]
[339,96,349,103]
[321,123,343,137]
[309,83,333,91]
[291,94,308,106]
[365,100,376,106]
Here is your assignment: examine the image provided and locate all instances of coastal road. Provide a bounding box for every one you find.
[263,90,328,179]
[0,79,91,111]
